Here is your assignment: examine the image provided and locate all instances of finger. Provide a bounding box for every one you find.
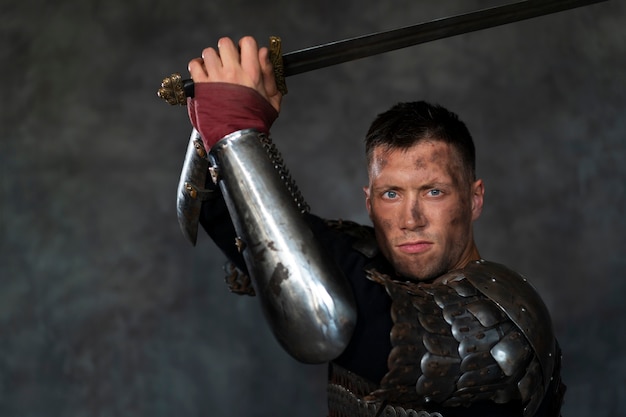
[188,58,208,82]
[239,36,262,84]
[259,47,282,112]
[216,37,240,69]
[201,47,222,75]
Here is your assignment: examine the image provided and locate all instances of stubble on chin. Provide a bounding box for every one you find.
[380,245,443,282]
[395,256,450,282]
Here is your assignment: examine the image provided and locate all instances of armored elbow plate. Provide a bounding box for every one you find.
[209,129,357,363]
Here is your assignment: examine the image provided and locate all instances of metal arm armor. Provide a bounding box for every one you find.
[207,129,357,364]
[365,260,557,417]
[176,129,215,246]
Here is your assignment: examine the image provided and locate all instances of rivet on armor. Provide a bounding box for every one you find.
[235,237,246,253]
[193,139,207,158]
[209,166,219,184]
[184,182,197,199]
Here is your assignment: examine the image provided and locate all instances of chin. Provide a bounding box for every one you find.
[394,257,450,283]
[396,265,439,282]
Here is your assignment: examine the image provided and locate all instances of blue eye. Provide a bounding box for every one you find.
[383,190,398,199]
[428,189,442,196]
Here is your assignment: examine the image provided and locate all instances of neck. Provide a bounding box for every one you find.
[454,242,481,270]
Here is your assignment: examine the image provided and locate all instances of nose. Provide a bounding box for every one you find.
[401,197,425,230]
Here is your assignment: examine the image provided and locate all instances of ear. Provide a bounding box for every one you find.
[471,179,484,221]
[363,185,372,218]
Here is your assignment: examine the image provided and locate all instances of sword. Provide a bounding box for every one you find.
[157,0,607,105]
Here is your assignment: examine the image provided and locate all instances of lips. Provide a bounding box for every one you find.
[397,241,433,254]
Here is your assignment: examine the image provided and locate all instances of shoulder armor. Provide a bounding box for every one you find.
[365,261,557,417]
[459,260,556,400]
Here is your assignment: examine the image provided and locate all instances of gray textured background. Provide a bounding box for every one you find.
[2,0,625,416]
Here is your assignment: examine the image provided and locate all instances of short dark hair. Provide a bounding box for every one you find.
[365,101,476,181]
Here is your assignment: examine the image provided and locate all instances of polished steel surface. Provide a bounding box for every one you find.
[176,129,212,246]
[209,129,357,363]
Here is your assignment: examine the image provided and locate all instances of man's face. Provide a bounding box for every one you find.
[364,140,484,281]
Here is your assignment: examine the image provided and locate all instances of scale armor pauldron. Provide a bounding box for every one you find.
[358,260,557,417]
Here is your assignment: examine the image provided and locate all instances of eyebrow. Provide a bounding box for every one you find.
[419,181,453,190]
[371,181,454,193]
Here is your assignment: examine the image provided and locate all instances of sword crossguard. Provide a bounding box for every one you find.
[157,36,287,106]
[269,36,288,96]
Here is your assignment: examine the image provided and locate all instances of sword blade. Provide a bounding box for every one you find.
[158,0,606,104]
[282,0,606,76]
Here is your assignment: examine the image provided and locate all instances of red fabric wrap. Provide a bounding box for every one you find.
[187,83,279,150]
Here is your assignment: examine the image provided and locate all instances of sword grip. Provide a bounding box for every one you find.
[157,36,287,106]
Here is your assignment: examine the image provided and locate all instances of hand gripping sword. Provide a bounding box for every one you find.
[162,0,606,246]
[157,0,607,105]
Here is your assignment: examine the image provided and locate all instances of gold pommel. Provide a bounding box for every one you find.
[157,72,187,106]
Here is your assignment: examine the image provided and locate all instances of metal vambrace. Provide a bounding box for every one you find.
[208,128,357,364]
[176,129,214,246]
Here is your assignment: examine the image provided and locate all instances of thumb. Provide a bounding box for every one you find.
[259,47,282,112]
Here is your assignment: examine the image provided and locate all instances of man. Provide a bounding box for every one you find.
[187,36,564,417]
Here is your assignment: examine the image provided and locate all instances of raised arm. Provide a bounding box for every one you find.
[186,37,356,364]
